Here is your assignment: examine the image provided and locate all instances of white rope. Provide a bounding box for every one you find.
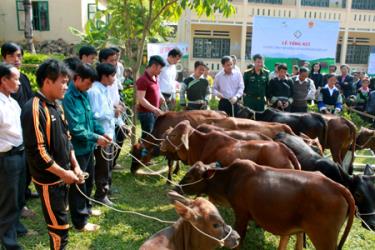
[75,172,229,244]
[75,182,175,224]
[127,151,211,187]
[356,210,375,233]
[190,223,233,247]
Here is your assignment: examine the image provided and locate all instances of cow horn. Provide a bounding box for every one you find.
[181,132,189,150]
[168,190,191,205]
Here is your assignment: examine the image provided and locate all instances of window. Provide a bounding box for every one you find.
[193,38,230,59]
[301,0,329,7]
[346,45,370,64]
[16,0,49,31]
[248,0,282,4]
[16,0,25,31]
[88,3,97,20]
[245,32,252,60]
[352,0,375,10]
[32,1,49,31]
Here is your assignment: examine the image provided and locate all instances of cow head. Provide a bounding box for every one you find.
[168,191,240,249]
[349,165,375,230]
[160,120,193,153]
[174,161,217,196]
[130,142,158,174]
[356,127,375,152]
[236,104,256,120]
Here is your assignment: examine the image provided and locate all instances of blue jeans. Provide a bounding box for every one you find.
[138,112,156,138]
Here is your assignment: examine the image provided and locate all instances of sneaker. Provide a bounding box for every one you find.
[21,207,36,219]
[77,223,100,232]
[89,209,102,217]
[113,164,124,170]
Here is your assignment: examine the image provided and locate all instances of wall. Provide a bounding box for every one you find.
[0,0,97,44]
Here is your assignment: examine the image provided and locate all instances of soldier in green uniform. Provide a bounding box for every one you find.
[243,54,269,111]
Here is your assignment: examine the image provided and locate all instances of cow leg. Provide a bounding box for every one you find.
[233,213,250,249]
[295,233,303,250]
[167,159,173,185]
[330,146,342,164]
[173,161,180,175]
[278,235,289,250]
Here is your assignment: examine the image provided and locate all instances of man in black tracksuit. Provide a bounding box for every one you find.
[21,59,83,250]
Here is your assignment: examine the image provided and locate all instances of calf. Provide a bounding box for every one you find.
[196,124,272,141]
[176,160,355,250]
[130,110,227,175]
[160,120,300,170]
[140,191,240,250]
[322,114,357,173]
[205,116,294,138]
[356,127,375,153]
[275,132,375,231]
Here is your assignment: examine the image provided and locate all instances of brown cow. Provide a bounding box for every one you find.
[140,191,240,250]
[196,124,273,141]
[160,120,300,170]
[130,110,227,176]
[206,117,294,138]
[322,114,357,174]
[356,127,375,153]
[176,160,355,250]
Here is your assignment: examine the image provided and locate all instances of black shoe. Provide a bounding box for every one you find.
[95,196,114,206]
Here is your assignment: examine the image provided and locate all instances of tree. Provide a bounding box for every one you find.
[71,0,235,143]
[23,0,36,53]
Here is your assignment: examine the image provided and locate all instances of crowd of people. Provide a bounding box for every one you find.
[1,41,374,250]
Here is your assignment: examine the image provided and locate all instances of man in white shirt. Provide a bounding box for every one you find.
[213,56,244,116]
[0,63,25,250]
[99,48,128,170]
[159,48,183,111]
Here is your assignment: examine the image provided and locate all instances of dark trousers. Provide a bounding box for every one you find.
[24,161,33,200]
[187,103,207,110]
[68,153,94,229]
[34,181,69,250]
[218,98,239,117]
[113,125,126,166]
[94,146,113,200]
[291,105,308,113]
[0,151,25,250]
[138,112,156,139]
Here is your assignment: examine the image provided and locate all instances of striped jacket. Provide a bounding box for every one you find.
[21,92,73,184]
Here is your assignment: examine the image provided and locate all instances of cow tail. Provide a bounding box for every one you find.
[316,113,328,149]
[278,142,301,170]
[346,119,357,172]
[337,184,355,250]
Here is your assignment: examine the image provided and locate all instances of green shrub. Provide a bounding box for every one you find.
[23,52,64,64]
[21,70,38,91]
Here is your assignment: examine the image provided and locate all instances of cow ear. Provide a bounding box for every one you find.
[181,132,189,150]
[203,169,216,179]
[168,191,191,206]
[364,164,375,176]
[174,200,196,221]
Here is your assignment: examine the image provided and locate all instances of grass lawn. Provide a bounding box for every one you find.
[19,134,375,249]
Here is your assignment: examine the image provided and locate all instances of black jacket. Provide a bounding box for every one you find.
[21,92,73,184]
[11,73,33,109]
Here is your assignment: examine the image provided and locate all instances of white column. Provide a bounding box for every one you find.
[340,0,352,65]
[240,22,247,72]
[295,0,301,18]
